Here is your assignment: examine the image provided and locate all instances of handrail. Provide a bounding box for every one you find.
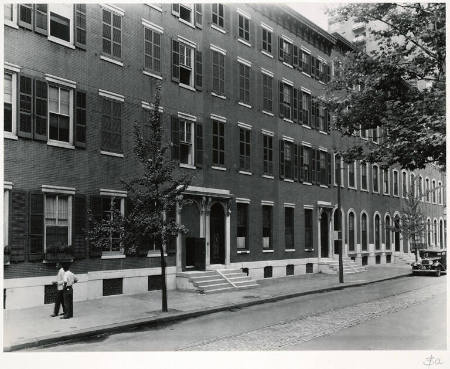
[216,269,238,288]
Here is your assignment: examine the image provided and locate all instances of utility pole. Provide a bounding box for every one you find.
[337,156,344,283]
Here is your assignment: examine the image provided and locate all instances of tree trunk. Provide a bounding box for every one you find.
[160,241,168,312]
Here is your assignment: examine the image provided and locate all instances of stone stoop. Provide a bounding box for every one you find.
[319,257,368,275]
[186,269,258,294]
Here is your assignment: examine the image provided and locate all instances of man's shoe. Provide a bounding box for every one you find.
[60,316,70,319]
[50,314,57,317]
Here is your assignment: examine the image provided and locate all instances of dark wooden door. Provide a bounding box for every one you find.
[210,203,225,264]
[320,212,329,258]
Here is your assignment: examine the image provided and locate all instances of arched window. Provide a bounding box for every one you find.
[439,219,443,249]
[438,181,442,204]
[402,171,407,198]
[385,215,391,250]
[432,180,436,203]
[427,219,431,247]
[419,176,423,199]
[394,215,401,251]
[361,213,368,251]
[374,214,381,250]
[433,219,437,246]
[410,173,415,197]
[425,178,430,202]
[348,212,355,252]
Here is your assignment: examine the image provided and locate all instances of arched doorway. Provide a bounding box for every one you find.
[333,209,343,255]
[394,216,401,252]
[210,203,225,264]
[320,211,329,258]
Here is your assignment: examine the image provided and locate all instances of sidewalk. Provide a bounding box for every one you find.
[3,264,412,351]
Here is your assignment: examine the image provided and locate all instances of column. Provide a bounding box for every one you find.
[205,197,211,266]
[317,209,322,260]
[225,199,231,266]
[176,203,182,272]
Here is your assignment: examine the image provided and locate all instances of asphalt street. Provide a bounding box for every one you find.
[31,274,446,351]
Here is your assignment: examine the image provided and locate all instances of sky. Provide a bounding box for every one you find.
[287,2,331,30]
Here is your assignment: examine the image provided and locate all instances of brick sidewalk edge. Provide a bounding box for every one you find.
[3,272,412,352]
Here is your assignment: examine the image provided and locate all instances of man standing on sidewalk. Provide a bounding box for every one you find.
[50,263,65,317]
[61,263,78,319]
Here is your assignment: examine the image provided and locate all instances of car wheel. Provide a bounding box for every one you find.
[435,268,441,277]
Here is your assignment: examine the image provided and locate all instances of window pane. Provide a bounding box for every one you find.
[48,87,59,113]
[4,73,12,104]
[60,89,70,115]
[45,196,57,222]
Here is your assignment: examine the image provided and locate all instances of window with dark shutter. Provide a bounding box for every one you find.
[239,127,251,171]
[293,45,299,68]
[285,207,294,250]
[239,63,250,105]
[327,153,332,186]
[101,98,122,153]
[29,192,44,260]
[299,144,304,182]
[304,208,313,250]
[195,122,203,167]
[75,91,87,147]
[195,50,202,90]
[263,134,273,176]
[18,75,33,138]
[311,148,316,184]
[34,4,48,35]
[212,50,224,96]
[144,27,162,74]
[194,4,202,28]
[293,88,299,123]
[170,115,180,161]
[171,39,180,82]
[34,79,47,141]
[294,144,299,181]
[72,194,87,259]
[11,190,27,262]
[279,139,285,179]
[19,4,33,29]
[212,119,225,166]
[262,73,272,112]
[75,4,87,48]
[278,80,284,118]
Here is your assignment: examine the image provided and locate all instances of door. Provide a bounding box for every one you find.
[320,212,329,258]
[185,237,196,269]
[210,203,225,264]
[334,210,341,255]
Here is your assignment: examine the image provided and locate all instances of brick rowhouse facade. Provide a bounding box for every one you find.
[3,3,446,309]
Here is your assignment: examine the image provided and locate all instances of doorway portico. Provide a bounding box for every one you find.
[317,201,334,260]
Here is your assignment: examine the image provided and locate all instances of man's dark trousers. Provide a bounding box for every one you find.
[54,290,65,315]
[63,286,73,318]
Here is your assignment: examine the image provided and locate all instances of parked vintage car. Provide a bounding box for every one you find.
[411,249,447,277]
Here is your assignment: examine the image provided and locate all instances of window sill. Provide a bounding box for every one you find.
[304,248,314,252]
[283,62,294,69]
[302,72,311,78]
[101,253,126,259]
[48,36,76,49]
[303,182,312,186]
[180,163,196,170]
[211,92,226,100]
[319,130,328,135]
[147,252,167,258]
[261,50,273,58]
[383,192,390,196]
[5,21,19,29]
[211,166,226,171]
[283,118,294,124]
[262,110,274,117]
[360,188,369,192]
[302,124,312,130]
[4,132,18,140]
[238,102,252,109]
[47,141,75,150]
[348,186,357,191]
[237,250,250,254]
[211,24,226,34]
[320,185,328,189]
[285,249,296,252]
[101,150,124,158]
[238,38,252,48]
[284,178,294,183]
[262,249,274,253]
[179,83,196,92]
[393,194,400,198]
[179,18,195,29]
[262,174,274,180]
[143,70,163,80]
[100,55,124,67]
[147,4,162,12]
[239,170,252,176]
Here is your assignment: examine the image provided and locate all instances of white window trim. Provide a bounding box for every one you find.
[210,44,226,55]
[334,154,344,187]
[261,129,274,136]
[425,177,431,203]
[142,18,164,33]
[284,203,295,208]
[261,22,273,32]
[211,24,226,34]
[237,121,252,130]
[301,46,311,54]
[4,4,18,28]
[45,74,77,89]
[382,168,390,195]
[262,110,274,117]
[99,189,127,198]
[261,200,274,206]
[99,89,125,102]
[431,179,437,204]
[282,135,294,143]
[301,87,312,94]
[100,55,124,67]
[47,85,74,146]
[178,3,195,28]
[236,198,251,204]
[43,193,73,252]
[146,4,162,12]
[347,161,357,190]
[438,181,443,205]
[360,161,369,191]
[210,113,226,123]
[372,165,380,193]
[281,34,293,44]
[392,169,400,197]
[143,70,163,80]
[236,8,251,20]
[401,170,408,198]
[237,56,252,67]
[211,166,226,171]
[261,50,274,59]
[178,111,197,122]
[42,185,76,195]
[101,4,125,16]
[282,77,294,87]
[178,114,196,167]
[4,70,18,139]
[373,212,382,251]
[178,35,197,49]
[261,67,274,78]
[47,4,75,48]
[239,170,252,176]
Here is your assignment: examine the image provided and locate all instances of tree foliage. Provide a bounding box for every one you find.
[326,3,445,170]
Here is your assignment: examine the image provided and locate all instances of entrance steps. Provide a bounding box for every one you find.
[179,269,258,294]
[319,257,367,275]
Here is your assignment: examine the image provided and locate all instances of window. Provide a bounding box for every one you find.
[427,219,431,247]
[383,168,390,195]
[282,141,294,180]
[172,39,202,89]
[286,264,294,276]
[361,213,368,251]
[432,180,436,203]
[301,51,311,74]
[239,62,250,105]
[212,119,225,166]
[263,266,272,278]
[45,195,70,251]
[212,49,225,96]
[334,154,344,186]
[374,214,381,250]
[4,4,17,27]
[402,171,407,198]
[102,8,122,59]
[418,176,423,199]
[319,151,327,185]
[180,4,193,24]
[280,38,293,65]
[75,4,86,46]
[179,118,194,165]
[433,219,437,246]
[4,72,16,135]
[172,3,202,28]
[280,83,293,120]
[211,4,224,28]
[239,127,251,171]
[348,212,355,252]
[19,4,32,27]
[302,92,311,126]
[372,165,379,193]
[238,13,250,42]
[285,207,294,250]
[49,85,72,143]
[393,170,399,196]
[348,161,356,189]
[101,97,122,154]
[385,215,391,250]
[361,162,368,190]
[318,105,328,132]
[262,205,272,249]
[410,173,416,197]
[303,146,313,183]
[263,134,273,176]
[304,208,313,250]
[144,27,162,74]
[438,181,442,204]
[236,203,248,249]
[262,73,273,112]
[262,27,272,54]
[95,196,124,253]
[179,43,194,86]
[49,4,72,44]
[372,127,379,143]
[425,178,430,202]
[3,189,10,248]
[360,126,368,139]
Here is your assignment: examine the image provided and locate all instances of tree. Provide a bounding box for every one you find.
[122,85,191,312]
[326,3,445,170]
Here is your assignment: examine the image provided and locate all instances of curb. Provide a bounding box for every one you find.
[4,272,412,352]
